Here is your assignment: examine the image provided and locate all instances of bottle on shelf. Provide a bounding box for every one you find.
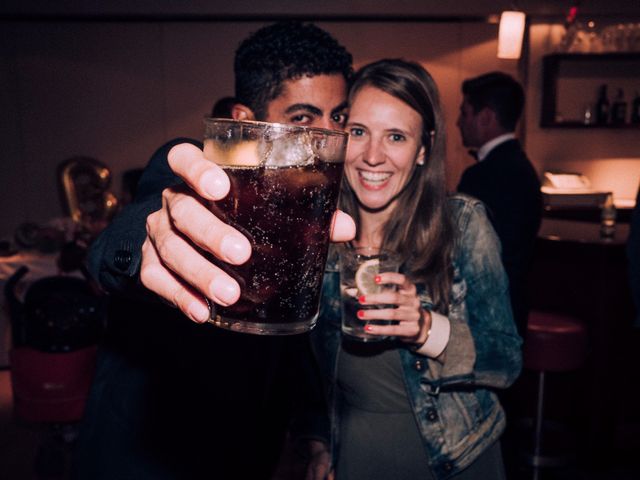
[595,84,610,125]
[611,88,627,125]
[631,91,640,125]
[582,104,594,125]
[600,193,617,238]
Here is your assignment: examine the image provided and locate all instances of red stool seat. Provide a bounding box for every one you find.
[10,346,98,423]
[520,311,589,477]
[523,311,588,373]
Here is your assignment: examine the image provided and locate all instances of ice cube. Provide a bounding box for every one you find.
[259,131,316,167]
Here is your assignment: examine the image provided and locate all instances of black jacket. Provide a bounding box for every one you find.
[457,139,543,335]
[77,138,321,479]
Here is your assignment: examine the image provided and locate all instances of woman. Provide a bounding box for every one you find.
[307,59,522,479]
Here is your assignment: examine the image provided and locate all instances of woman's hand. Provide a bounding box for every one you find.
[357,272,431,347]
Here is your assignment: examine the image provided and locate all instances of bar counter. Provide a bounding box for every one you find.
[538,217,630,246]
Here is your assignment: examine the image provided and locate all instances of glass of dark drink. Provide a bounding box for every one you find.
[203,118,348,335]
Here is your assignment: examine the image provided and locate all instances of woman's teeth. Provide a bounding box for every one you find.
[359,171,392,184]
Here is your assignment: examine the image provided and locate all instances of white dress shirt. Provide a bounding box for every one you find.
[476,133,516,162]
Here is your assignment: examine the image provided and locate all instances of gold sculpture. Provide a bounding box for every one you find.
[58,157,118,236]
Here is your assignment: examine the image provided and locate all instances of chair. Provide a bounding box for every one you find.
[4,266,107,475]
[6,266,106,353]
[521,310,588,479]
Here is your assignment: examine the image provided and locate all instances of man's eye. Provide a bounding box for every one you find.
[390,133,405,142]
[332,113,348,126]
[290,114,312,124]
[349,127,365,137]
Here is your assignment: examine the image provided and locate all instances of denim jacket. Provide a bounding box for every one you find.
[309,193,523,479]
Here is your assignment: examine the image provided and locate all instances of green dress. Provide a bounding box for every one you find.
[336,340,434,480]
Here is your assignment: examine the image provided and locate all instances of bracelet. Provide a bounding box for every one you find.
[409,328,431,351]
[409,309,431,351]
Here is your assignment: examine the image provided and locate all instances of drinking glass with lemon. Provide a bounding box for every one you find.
[339,246,401,341]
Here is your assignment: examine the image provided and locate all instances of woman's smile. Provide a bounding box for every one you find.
[356,169,393,190]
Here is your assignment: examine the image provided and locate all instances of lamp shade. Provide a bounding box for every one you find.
[498,11,526,59]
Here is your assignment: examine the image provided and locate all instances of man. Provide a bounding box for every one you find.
[75,22,353,479]
[456,72,542,336]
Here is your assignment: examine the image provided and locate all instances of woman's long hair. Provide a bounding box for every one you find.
[340,59,454,310]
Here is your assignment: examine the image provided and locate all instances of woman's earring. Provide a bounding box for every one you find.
[417,156,425,166]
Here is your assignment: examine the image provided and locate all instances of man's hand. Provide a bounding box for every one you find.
[305,440,333,480]
[140,143,355,323]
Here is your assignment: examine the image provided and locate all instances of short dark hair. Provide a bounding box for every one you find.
[234,21,353,120]
[462,72,524,131]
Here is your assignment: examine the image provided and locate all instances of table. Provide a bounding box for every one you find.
[528,218,634,463]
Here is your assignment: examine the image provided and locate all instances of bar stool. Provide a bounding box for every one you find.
[522,311,588,480]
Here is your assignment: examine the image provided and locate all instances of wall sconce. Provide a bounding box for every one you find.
[497,11,526,59]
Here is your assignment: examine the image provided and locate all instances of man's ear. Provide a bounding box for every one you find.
[231,104,256,121]
[478,107,497,127]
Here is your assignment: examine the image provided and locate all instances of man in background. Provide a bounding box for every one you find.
[456,71,543,337]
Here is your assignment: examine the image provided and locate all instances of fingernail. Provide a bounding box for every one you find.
[188,301,210,323]
[209,276,240,305]
[358,295,366,304]
[201,170,229,199]
[374,275,381,284]
[357,310,365,319]
[220,233,251,264]
[364,325,373,332]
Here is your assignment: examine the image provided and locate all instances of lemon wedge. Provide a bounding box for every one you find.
[355,258,380,296]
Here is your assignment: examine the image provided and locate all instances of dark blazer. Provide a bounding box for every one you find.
[457,139,542,335]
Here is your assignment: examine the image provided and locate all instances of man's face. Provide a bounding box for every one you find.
[456,97,483,149]
[264,74,348,130]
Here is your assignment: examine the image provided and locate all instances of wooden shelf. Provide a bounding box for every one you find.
[541,52,640,128]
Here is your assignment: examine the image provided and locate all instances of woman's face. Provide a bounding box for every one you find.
[345,85,425,213]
